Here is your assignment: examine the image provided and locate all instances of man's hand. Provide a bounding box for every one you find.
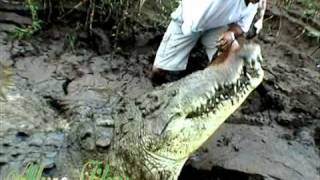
[216,31,235,51]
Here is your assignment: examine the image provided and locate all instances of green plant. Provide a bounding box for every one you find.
[64,32,78,52]
[80,160,129,180]
[3,161,129,180]
[5,163,45,180]
[298,0,320,18]
[13,0,43,39]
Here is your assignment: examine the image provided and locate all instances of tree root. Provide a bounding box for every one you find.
[268,6,320,41]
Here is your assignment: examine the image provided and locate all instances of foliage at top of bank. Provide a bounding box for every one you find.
[13,0,179,39]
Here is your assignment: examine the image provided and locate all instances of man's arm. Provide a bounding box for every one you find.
[228,23,245,38]
[216,23,244,50]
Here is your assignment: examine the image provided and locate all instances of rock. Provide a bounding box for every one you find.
[41,157,56,169]
[95,127,113,148]
[45,133,65,148]
[66,74,109,95]
[295,128,315,147]
[276,111,296,127]
[91,28,111,55]
[15,131,29,141]
[16,56,56,84]
[96,117,114,127]
[0,23,17,33]
[315,127,320,150]
[0,156,9,165]
[135,32,154,47]
[89,56,112,73]
[77,123,96,151]
[0,2,26,11]
[0,12,32,25]
[10,41,38,58]
[0,41,13,66]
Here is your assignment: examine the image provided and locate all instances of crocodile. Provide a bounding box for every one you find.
[0,41,263,179]
[101,42,264,179]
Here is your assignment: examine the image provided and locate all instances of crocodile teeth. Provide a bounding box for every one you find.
[220,95,224,100]
[210,87,215,94]
[200,105,205,112]
[237,81,241,87]
[206,98,211,105]
[246,73,252,80]
[205,92,211,99]
[200,98,206,105]
[214,83,219,90]
[235,95,240,102]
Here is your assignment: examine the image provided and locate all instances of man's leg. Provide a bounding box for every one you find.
[152,20,200,85]
[200,26,228,62]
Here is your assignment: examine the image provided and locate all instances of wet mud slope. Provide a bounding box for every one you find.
[180,7,320,180]
[0,5,319,180]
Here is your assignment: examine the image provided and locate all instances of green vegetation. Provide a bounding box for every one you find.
[277,0,319,17]
[12,0,178,48]
[64,32,78,52]
[297,0,320,18]
[80,160,128,180]
[13,0,43,39]
[4,161,128,180]
[5,163,44,180]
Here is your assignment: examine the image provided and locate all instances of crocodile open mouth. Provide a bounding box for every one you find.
[186,71,251,118]
[136,43,264,171]
[183,44,263,119]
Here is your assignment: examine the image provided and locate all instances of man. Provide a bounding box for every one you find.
[151,0,265,85]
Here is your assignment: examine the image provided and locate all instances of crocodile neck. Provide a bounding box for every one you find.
[111,102,186,180]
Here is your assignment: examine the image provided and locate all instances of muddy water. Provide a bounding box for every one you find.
[0,10,320,180]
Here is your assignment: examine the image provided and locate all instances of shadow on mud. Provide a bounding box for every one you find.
[179,165,264,180]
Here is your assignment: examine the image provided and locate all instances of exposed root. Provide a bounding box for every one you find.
[268,7,320,40]
[58,0,89,20]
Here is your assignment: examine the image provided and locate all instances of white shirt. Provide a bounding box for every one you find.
[171,0,258,35]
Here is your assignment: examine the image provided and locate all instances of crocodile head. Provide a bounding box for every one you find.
[114,43,264,179]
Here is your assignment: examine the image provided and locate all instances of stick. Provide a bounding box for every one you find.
[58,0,88,20]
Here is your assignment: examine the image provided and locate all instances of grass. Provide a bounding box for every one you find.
[4,163,45,180]
[64,32,78,52]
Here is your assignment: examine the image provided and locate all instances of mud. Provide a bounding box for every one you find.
[180,8,320,180]
[0,4,319,180]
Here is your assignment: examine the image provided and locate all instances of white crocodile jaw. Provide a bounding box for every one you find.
[147,44,264,161]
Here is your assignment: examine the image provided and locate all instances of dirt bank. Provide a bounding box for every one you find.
[0,3,319,180]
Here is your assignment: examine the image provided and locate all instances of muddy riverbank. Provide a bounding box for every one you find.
[0,3,319,180]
